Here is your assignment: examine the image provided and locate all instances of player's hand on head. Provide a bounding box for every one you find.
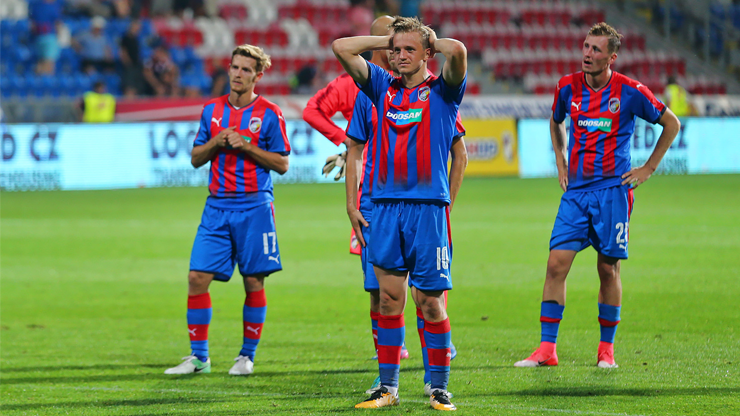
[427,27,438,58]
[621,165,653,189]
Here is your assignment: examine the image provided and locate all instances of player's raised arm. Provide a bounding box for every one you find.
[332,35,392,86]
[621,108,680,188]
[550,115,569,192]
[430,29,467,87]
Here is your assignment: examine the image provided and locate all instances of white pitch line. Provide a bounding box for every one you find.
[17,385,650,416]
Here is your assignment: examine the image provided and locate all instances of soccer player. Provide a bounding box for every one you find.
[303,15,411,363]
[345,46,466,397]
[165,44,291,376]
[514,23,680,369]
[333,16,467,411]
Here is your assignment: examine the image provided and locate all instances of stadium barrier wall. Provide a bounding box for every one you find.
[3,117,738,191]
[0,120,345,192]
[4,95,740,123]
[461,119,519,176]
[518,117,740,178]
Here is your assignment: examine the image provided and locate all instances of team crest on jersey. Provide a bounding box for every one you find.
[249,117,262,133]
[608,98,621,114]
[418,86,430,102]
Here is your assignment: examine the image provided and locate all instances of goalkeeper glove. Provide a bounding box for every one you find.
[322,151,347,181]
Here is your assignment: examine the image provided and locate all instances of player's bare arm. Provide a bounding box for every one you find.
[191,126,233,168]
[224,130,289,175]
[332,35,392,86]
[345,139,369,246]
[621,108,681,188]
[429,29,467,87]
[550,115,569,192]
[448,137,468,211]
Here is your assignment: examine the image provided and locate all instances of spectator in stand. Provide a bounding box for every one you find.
[349,0,375,36]
[210,57,229,97]
[66,0,113,18]
[664,76,697,117]
[74,16,116,74]
[375,0,399,17]
[143,44,181,96]
[291,63,319,94]
[174,0,205,18]
[29,0,63,75]
[399,0,421,18]
[119,20,145,97]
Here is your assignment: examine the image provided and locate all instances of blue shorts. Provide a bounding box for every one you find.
[190,202,282,281]
[368,201,453,291]
[360,222,379,291]
[550,185,634,259]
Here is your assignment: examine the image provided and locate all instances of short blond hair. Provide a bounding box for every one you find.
[390,16,431,50]
[231,44,272,73]
[588,22,623,54]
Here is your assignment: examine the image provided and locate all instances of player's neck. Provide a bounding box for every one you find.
[229,90,258,108]
[584,67,612,92]
[400,64,429,89]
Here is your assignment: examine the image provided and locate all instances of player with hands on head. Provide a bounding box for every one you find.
[165,44,291,377]
[514,22,680,370]
[334,16,467,411]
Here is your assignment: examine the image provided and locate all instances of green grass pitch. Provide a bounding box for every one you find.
[1,175,738,415]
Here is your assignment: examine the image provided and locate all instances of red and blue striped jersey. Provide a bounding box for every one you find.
[553,71,666,191]
[359,62,466,204]
[347,91,466,217]
[193,95,291,209]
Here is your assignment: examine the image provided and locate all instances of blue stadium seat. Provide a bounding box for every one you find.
[74,74,93,95]
[139,19,154,38]
[9,75,28,97]
[14,19,31,43]
[0,76,13,98]
[1,20,16,49]
[59,75,77,97]
[57,47,80,74]
[102,73,121,95]
[200,73,212,95]
[170,46,187,67]
[181,73,200,90]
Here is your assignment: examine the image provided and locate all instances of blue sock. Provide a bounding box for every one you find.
[540,302,565,344]
[187,293,212,362]
[425,318,452,392]
[240,289,267,361]
[416,307,431,384]
[377,314,404,388]
[598,303,621,343]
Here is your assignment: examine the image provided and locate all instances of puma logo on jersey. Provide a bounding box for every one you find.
[245,326,260,336]
[387,90,396,101]
[268,254,280,263]
[440,273,449,280]
[571,102,581,111]
[211,117,222,125]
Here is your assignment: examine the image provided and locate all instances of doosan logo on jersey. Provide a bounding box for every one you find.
[577,116,612,133]
[386,108,423,125]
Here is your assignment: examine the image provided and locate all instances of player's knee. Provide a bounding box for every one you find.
[243,275,265,292]
[545,262,568,281]
[597,262,619,281]
[188,271,211,294]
